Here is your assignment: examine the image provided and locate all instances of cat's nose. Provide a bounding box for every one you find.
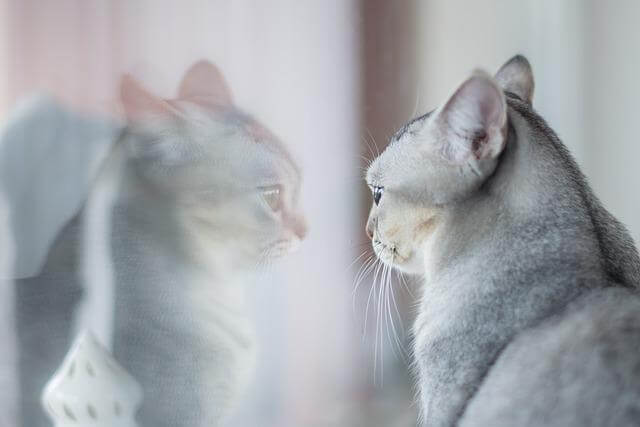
[366,217,375,239]
[292,216,307,240]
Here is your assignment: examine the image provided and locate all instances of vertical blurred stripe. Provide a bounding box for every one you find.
[0,192,18,427]
[0,0,9,116]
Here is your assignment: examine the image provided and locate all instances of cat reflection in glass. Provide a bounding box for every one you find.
[109,62,306,426]
[19,61,306,427]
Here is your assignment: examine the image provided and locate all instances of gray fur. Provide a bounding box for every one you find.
[460,287,640,426]
[106,65,305,426]
[365,55,640,426]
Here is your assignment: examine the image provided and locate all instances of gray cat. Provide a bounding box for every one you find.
[105,62,306,426]
[15,61,306,427]
[365,55,640,426]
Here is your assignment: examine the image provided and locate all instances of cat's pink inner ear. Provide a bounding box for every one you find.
[178,60,233,106]
[120,75,178,121]
[438,72,507,163]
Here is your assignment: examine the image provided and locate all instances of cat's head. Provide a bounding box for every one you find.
[120,61,306,264]
[365,55,533,274]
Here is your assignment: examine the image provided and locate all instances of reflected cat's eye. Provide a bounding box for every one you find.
[261,185,282,212]
[373,186,384,205]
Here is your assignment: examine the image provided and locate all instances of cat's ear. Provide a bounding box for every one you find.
[120,75,181,122]
[434,72,507,164]
[495,55,534,104]
[120,76,186,164]
[178,60,233,105]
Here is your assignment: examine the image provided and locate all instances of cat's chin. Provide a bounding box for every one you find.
[385,256,424,276]
[260,237,300,261]
[372,240,423,275]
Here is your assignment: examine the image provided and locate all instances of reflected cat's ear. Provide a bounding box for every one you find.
[178,60,233,106]
[495,55,534,104]
[120,76,187,164]
[120,75,181,122]
[434,71,507,164]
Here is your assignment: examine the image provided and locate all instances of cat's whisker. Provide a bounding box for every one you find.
[360,129,378,165]
[390,273,406,336]
[369,259,384,384]
[355,255,376,287]
[359,243,412,383]
[359,133,372,159]
[352,255,376,314]
[353,256,376,300]
[358,162,374,178]
[381,263,393,382]
[383,264,398,362]
[384,267,394,340]
[349,241,373,250]
[364,126,381,158]
[357,154,374,164]
[347,249,372,271]
[355,157,374,178]
[373,281,378,383]
[385,264,405,361]
[363,258,382,341]
[375,263,387,386]
[389,268,408,361]
[397,269,416,299]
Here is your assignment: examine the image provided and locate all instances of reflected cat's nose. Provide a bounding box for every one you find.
[291,215,307,240]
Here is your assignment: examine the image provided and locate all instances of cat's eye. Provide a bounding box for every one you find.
[372,186,384,205]
[260,185,283,212]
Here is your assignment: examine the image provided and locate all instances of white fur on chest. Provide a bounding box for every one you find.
[415,236,474,343]
[184,269,258,399]
[413,273,469,355]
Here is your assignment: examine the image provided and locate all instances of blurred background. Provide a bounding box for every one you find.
[1,1,639,426]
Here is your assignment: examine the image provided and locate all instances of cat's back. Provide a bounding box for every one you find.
[460,286,640,427]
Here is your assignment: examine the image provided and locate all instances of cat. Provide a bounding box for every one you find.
[105,62,306,426]
[364,55,640,426]
[14,61,306,427]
